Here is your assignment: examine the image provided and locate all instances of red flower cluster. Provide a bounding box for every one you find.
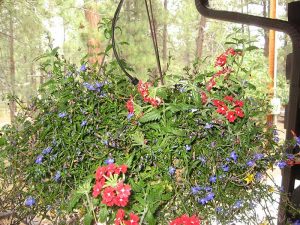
[115,209,140,225]
[170,215,201,225]
[138,80,162,107]
[126,96,134,114]
[206,67,232,91]
[215,48,237,67]
[92,164,131,207]
[213,96,245,123]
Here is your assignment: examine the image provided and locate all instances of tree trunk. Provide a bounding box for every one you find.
[263,0,269,57]
[84,2,101,65]
[196,16,207,59]
[162,0,168,68]
[9,10,16,123]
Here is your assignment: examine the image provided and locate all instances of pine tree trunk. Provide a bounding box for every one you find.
[162,0,168,68]
[9,10,16,123]
[196,16,206,59]
[263,0,269,57]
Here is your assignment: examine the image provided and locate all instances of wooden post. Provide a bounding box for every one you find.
[267,0,276,123]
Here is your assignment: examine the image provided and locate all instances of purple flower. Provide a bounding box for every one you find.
[35,154,44,164]
[191,186,202,195]
[198,198,207,205]
[286,154,295,160]
[204,123,213,129]
[42,147,52,155]
[222,164,229,172]
[296,136,300,146]
[209,175,217,183]
[25,196,36,207]
[273,129,278,135]
[81,120,87,127]
[104,158,114,165]
[58,112,67,118]
[246,160,255,167]
[253,153,264,160]
[127,113,134,120]
[204,186,212,192]
[210,142,216,148]
[294,220,300,225]
[198,156,206,165]
[185,145,191,151]
[83,82,96,91]
[80,64,87,72]
[233,200,243,209]
[54,171,61,182]
[206,192,215,201]
[277,161,287,169]
[230,151,238,162]
[273,136,280,143]
[95,82,104,89]
[255,172,263,181]
[169,166,176,176]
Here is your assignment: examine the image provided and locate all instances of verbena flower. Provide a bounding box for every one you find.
[83,82,96,91]
[80,64,86,72]
[253,153,264,160]
[127,113,134,120]
[35,154,44,164]
[209,176,217,183]
[286,154,295,160]
[255,172,263,181]
[169,166,176,176]
[58,112,67,118]
[273,136,280,143]
[25,196,36,207]
[233,200,243,209]
[198,156,206,165]
[191,186,202,195]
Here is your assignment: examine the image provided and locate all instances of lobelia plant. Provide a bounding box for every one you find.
[0,37,299,225]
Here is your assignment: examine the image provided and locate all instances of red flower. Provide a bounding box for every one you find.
[226,111,237,123]
[224,95,234,102]
[206,78,216,91]
[115,209,125,225]
[116,182,131,198]
[106,164,116,176]
[96,166,107,180]
[126,96,134,114]
[114,164,128,175]
[225,48,237,56]
[101,187,116,206]
[234,100,244,107]
[124,213,140,225]
[138,80,150,97]
[215,54,227,67]
[201,92,207,104]
[212,99,223,106]
[217,105,228,115]
[235,107,244,118]
[92,180,105,198]
[170,215,201,225]
[114,195,129,207]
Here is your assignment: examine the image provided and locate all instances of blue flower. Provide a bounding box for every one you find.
[233,200,243,209]
[296,136,300,146]
[273,136,280,143]
[198,156,206,165]
[102,140,108,146]
[204,123,213,129]
[83,82,96,91]
[253,153,264,160]
[246,160,255,167]
[286,154,295,160]
[204,186,212,192]
[80,64,87,71]
[169,166,176,176]
[277,161,287,169]
[35,154,44,164]
[209,175,217,183]
[191,186,202,195]
[255,172,263,181]
[54,171,61,182]
[58,112,67,118]
[104,158,114,165]
[42,147,52,155]
[25,196,36,207]
[230,151,238,162]
[127,113,134,120]
[185,145,191,151]
[81,120,87,127]
[293,220,300,225]
[198,198,207,205]
[273,129,278,135]
[222,164,229,172]
[206,192,215,201]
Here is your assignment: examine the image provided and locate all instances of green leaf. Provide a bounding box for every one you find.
[246,46,259,51]
[131,130,145,146]
[83,213,93,225]
[139,109,161,123]
[67,193,82,212]
[98,206,109,222]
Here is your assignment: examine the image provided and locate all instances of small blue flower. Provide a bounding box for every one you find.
[204,186,212,192]
[253,153,264,160]
[102,140,108,146]
[233,200,243,209]
[81,120,87,127]
[42,147,52,155]
[54,171,61,182]
[204,123,213,129]
[296,136,300,146]
[286,154,295,160]
[104,158,114,165]
[209,175,217,183]
[83,82,96,91]
[127,113,134,120]
[273,129,278,135]
[185,145,191,151]
[230,151,238,162]
[294,220,300,225]
[222,164,229,172]
[255,172,263,181]
[198,198,207,205]
[58,112,67,118]
[206,192,215,201]
[95,82,104,89]
[169,166,176,176]
[198,156,206,165]
[191,186,202,195]
[246,160,255,167]
[25,196,36,207]
[277,161,287,169]
[216,206,223,213]
[80,64,87,72]
[35,154,44,164]
[273,136,280,143]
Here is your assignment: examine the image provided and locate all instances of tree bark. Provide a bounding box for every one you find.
[9,9,16,123]
[196,16,207,59]
[84,2,101,65]
[162,0,168,68]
